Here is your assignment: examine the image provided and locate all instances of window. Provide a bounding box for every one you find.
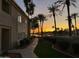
[18,16,21,23]
[2,0,11,14]
[25,20,27,24]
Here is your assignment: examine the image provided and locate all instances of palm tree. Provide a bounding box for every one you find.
[23,0,35,38]
[55,0,77,36]
[71,13,78,35]
[37,14,46,36]
[48,4,61,34]
[30,17,39,35]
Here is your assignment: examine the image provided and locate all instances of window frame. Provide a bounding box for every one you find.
[2,0,11,15]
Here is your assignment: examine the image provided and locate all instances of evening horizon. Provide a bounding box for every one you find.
[15,0,79,32]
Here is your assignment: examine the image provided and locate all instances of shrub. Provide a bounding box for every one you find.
[51,37,56,44]
[57,40,70,51]
[20,38,31,47]
[72,43,79,54]
[43,36,50,40]
[30,36,35,39]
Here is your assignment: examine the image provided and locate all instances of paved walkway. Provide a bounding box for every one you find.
[8,38,38,58]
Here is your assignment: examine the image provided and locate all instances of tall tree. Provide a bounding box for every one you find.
[37,14,46,37]
[23,0,35,38]
[55,0,77,36]
[30,17,39,35]
[71,13,78,35]
[48,4,61,34]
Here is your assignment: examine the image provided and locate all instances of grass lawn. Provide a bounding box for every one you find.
[34,39,72,58]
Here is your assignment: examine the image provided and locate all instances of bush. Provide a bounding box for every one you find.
[72,43,79,54]
[30,36,35,39]
[43,36,50,40]
[51,37,57,44]
[57,40,70,51]
[20,38,31,47]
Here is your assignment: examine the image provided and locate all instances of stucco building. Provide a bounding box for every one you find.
[0,0,28,54]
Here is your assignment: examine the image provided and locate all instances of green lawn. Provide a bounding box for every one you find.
[34,39,72,58]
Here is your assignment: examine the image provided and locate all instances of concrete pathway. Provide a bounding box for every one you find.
[8,38,38,58]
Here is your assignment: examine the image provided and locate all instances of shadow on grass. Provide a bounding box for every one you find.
[34,39,72,58]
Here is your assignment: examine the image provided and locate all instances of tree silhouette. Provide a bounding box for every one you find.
[30,17,39,35]
[71,13,78,35]
[37,14,46,36]
[23,0,35,38]
[48,4,61,34]
[55,0,77,36]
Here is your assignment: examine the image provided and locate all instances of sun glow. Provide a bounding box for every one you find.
[32,16,79,33]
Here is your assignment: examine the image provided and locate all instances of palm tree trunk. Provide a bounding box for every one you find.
[40,21,42,37]
[41,21,43,37]
[32,29,34,36]
[74,17,77,35]
[40,22,43,37]
[53,12,57,35]
[38,26,39,34]
[53,16,57,32]
[27,17,31,39]
[67,4,72,36]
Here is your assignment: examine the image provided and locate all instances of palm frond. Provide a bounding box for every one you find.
[23,0,31,6]
[71,2,77,7]
[61,3,66,11]
[71,13,78,18]
[48,7,53,13]
[55,8,60,11]
[38,14,46,22]
[71,0,77,3]
[55,0,63,4]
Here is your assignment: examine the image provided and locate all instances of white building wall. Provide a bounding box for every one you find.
[18,15,27,40]
[0,0,2,11]
[0,0,28,54]
[0,0,20,53]
[0,27,1,54]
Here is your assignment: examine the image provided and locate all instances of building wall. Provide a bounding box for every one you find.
[0,0,2,54]
[17,13,28,42]
[0,27,1,54]
[0,0,1,12]
[0,0,23,54]
[18,22,27,41]
[18,16,27,33]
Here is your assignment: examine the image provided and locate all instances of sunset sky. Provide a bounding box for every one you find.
[15,0,79,32]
